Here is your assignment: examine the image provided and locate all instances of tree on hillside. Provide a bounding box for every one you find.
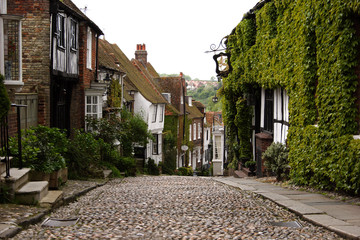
[160,73,192,80]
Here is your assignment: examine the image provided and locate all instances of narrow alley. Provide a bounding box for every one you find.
[11,176,340,239]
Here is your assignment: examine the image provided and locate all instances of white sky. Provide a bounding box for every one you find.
[72,0,259,80]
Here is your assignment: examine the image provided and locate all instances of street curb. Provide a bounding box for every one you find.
[0,180,109,239]
[213,178,360,240]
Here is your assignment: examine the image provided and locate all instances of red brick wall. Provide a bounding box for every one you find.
[255,132,273,175]
[6,0,51,136]
[71,22,98,132]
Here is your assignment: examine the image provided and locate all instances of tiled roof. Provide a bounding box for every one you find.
[98,40,125,72]
[154,77,183,113]
[186,104,204,119]
[193,100,205,109]
[98,39,167,104]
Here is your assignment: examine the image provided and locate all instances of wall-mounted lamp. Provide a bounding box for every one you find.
[128,90,136,95]
[212,95,218,103]
[104,73,111,83]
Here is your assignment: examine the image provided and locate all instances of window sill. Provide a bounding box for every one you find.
[4,80,24,92]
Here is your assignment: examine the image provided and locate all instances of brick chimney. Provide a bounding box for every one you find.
[135,44,147,65]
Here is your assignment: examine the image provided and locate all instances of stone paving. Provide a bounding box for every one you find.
[11,176,342,239]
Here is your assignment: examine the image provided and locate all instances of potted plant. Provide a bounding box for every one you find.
[9,126,69,189]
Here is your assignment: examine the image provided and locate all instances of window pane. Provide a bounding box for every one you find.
[87,105,91,113]
[93,105,97,113]
[93,96,98,104]
[87,96,91,104]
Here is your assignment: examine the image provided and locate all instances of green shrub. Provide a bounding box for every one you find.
[177,167,193,176]
[9,126,68,173]
[145,158,160,175]
[65,130,102,179]
[116,157,136,177]
[262,142,289,181]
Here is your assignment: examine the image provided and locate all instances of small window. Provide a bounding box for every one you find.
[264,89,274,133]
[56,14,65,48]
[70,19,77,51]
[159,105,164,122]
[86,27,92,69]
[189,124,192,141]
[198,123,201,139]
[193,123,196,140]
[152,134,159,155]
[152,104,157,122]
[85,95,102,119]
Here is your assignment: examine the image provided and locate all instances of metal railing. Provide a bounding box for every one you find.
[0,114,10,178]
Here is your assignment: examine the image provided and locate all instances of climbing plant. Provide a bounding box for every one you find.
[223,0,360,194]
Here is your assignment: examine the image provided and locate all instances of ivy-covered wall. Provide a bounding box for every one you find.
[224,0,360,194]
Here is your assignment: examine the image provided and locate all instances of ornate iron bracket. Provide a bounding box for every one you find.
[206,36,233,79]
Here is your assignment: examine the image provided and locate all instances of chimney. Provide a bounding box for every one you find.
[135,43,147,65]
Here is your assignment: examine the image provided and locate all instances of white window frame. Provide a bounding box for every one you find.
[159,104,164,122]
[86,27,92,69]
[193,123,196,140]
[198,123,201,139]
[1,14,23,86]
[189,124,192,141]
[85,94,102,119]
[152,104,157,122]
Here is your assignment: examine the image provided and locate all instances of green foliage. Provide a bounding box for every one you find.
[176,167,193,176]
[145,158,160,175]
[87,109,152,157]
[163,115,178,175]
[65,130,102,179]
[262,142,289,181]
[187,82,222,112]
[9,126,68,173]
[224,0,360,194]
[0,74,10,119]
[107,79,122,108]
[116,156,136,177]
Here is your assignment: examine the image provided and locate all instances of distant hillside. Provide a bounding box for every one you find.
[187,81,222,112]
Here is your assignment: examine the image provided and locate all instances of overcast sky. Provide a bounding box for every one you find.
[72,0,259,80]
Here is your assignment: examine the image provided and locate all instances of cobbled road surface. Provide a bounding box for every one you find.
[12,176,341,239]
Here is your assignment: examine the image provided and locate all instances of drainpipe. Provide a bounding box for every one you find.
[95,34,99,82]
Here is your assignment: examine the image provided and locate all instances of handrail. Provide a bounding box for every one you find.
[0,114,10,178]
[11,104,27,170]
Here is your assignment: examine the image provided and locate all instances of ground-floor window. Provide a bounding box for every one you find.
[152,134,159,155]
[15,93,38,129]
[85,95,102,119]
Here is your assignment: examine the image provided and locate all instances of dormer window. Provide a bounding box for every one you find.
[56,14,65,49]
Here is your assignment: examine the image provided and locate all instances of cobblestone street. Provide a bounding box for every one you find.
[11,176,341,239]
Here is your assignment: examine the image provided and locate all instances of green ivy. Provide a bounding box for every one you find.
[224,0,360,194]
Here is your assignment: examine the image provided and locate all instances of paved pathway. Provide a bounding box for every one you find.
[11,176,342,239]
[214,176,360,239]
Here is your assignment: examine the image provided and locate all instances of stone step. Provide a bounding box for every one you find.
[15,181,49,205]
[1,168,31,191]
[0,156,12,176]
[39,190,63,208]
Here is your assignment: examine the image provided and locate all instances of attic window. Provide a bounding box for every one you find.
[162,93,171,103]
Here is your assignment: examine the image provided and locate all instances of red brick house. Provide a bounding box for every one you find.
[2,0,103,136]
